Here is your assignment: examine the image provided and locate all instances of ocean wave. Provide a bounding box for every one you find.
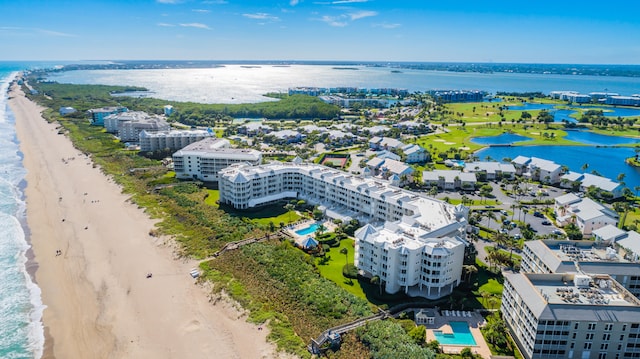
[0,70,44,359]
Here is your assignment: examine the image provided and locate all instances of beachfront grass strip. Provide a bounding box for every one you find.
[204,240,373,356]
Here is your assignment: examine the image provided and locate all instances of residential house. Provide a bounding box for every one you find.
[366,157,414,185]
[401,144,429,163]
[554,193,619,236]
[422,170,477,191]
[560,172,624,198]
[512,156,562,184]
[464,161,516,180]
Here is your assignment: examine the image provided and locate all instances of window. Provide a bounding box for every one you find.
[601,343,609,350]
[605,323,614,331]
[584,342,592,349]
[586,333,594,340]
[603,333,611,341]
[588,323,597,331]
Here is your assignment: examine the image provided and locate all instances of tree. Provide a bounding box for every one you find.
[407,325,426,345]
[482,313,508,347]
[480,290,491,307]
[463,264,477,283]
[485,211,497,230]
[581,163,589,172]
[284,203,295,223]
[340,247,349,265]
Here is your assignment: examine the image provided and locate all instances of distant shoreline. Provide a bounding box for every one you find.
[36,60,640,78]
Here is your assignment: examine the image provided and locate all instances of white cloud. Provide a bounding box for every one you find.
[320,15,347,27]
[156,0,182,3]
[202,0,228,3]
[348,10,377,20]
[374,22,401,29]
[290,0,300,5]
[242,13,280,21]
[157,22,176,27]
[192,9,211,13]
[38,29,77,37]
[179,23,212,29]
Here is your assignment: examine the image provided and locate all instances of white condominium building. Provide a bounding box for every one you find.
[172,138,262,182]
[502,272,640,359]
[355,223,467,299]
[139,129,213,152]
[218,161,469,299]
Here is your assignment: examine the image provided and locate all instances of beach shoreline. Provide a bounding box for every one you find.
[9,81,280,359]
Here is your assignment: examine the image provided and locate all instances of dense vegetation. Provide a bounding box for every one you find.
[204,241,373,356]
[32,81,340,124]
[356,321,435,359]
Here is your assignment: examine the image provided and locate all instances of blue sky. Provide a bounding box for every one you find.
[2,0,640,64]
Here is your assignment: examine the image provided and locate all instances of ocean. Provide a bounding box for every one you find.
[0,64,45,359]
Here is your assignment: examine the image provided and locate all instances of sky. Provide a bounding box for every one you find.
[2,0,640,64]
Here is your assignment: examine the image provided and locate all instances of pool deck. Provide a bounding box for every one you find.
[425,310,491,358]
[286,220,335,247]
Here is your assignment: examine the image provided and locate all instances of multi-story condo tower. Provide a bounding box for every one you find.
[218,161,469,299]
[139,129,213,152]
[522,240,640,298]
[172,138,262,182]
[503,272,640,359]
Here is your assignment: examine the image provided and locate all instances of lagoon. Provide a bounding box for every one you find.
[46,65,640,104]
[563,130,640,146]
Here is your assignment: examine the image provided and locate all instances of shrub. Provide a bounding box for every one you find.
[343,264,359,279]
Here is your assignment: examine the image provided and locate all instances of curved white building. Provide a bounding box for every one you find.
[218,161,469,299]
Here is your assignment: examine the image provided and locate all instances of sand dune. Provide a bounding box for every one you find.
[10,82,280,359]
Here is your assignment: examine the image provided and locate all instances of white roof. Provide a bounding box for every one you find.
[423,170,476,183]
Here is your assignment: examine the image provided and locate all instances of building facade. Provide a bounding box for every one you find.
[355,223,467,299]
[172,138,262,182]
[554,193,619,236]
[218,161,469,299]
[139,129,213,152]
[521,240,640,298]
[89,106,128,126]
[502,272,640,359]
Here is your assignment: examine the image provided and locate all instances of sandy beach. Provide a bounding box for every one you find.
[10,83,280,358]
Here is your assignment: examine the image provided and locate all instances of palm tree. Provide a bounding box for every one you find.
[480,290,491,307]
[488,296,499,310]
[463,265,477,283]
[581,163,589,172]
[284,203,295,224]
[340,247,349,265]
[486,211,497,231]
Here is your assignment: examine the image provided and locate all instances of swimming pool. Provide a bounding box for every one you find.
[434,321,477,346]
[295,223,319,236]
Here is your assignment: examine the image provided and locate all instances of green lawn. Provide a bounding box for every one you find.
[219,202,302,227]
[315,238,367,299]
[205,189,220,207]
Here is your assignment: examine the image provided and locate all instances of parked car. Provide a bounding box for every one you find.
[542,220,551,225]
[533,211,544,218]
[553,230,563,235]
